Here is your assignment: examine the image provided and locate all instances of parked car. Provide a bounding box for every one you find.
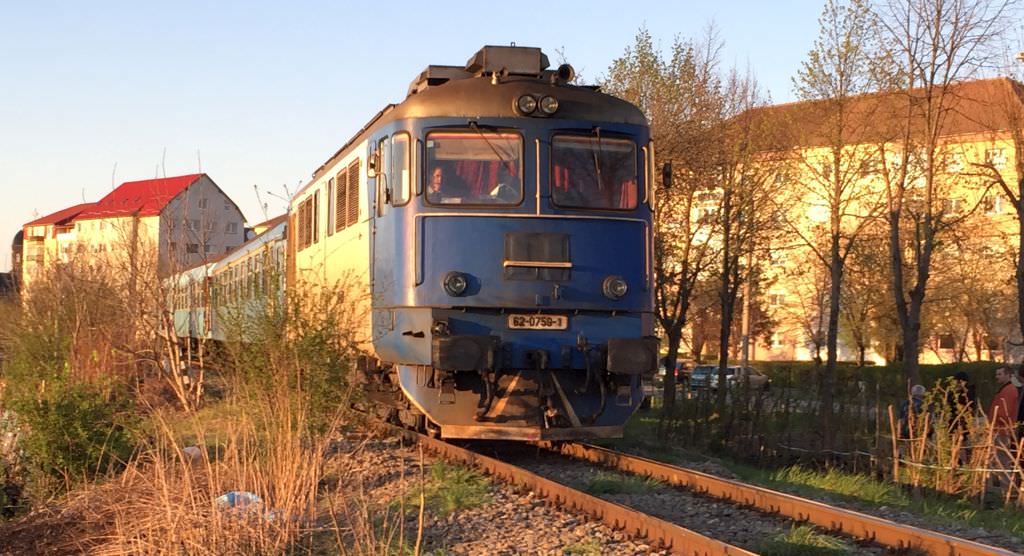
[689,365,771,392]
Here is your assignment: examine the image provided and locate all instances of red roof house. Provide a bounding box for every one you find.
[77,174,205,220]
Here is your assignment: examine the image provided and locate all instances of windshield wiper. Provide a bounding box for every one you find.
[591,126,604,191]
[469,121,512,173]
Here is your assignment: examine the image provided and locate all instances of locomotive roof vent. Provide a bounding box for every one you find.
[465,45,549,77]
[407,45,552,96]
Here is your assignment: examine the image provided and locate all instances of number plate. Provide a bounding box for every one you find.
[507,314,568,330]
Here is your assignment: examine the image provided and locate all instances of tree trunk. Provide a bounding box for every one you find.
[663,331,681,409]
[903,291,924,387]
[717,189,735,414]
[1017,189,1024,348]
[823,233,842,448]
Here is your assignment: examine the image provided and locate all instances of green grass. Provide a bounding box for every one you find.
[727,462,1024,539]
[402,462,491,517]
[757,525,852,555]
[584,470,661,495]
[562,537,603,555]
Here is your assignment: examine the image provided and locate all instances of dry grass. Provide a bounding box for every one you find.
[888,381,1024,507]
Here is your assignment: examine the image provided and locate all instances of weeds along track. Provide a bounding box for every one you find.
[542,442,1018,556]
[389,426,754,556]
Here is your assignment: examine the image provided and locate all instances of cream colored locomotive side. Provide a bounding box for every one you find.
[288,140,374,352]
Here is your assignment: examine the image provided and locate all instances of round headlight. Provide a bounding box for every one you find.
[539,96,559,114]
[443,271,468,297]
[602,275,628,300]
[516,94,537,114]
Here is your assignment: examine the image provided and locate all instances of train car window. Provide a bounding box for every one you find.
[312,190,320,244]
[334,168,347,233]
[346,159,360,226]
[551,135,638,210]
[424,130,522,206]
[326,178,335,237]
[391,133,411,206]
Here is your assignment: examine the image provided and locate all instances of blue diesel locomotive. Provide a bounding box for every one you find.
[179,46,659,441]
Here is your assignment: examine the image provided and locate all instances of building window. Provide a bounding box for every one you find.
[224,200,231,210]
[937,333,955,350]
[198,198,208,209]
[698,207,717,225]
[226,222,238,234]
[945,153,965,173]
[983,193,1004,215]
[204,243,213,253]
[768,293,785,306]
[770,332,783,349]
[985,148,1007,169]
[225,246,234,252]
[188,219,200,231]
[205,220,214,231]
[186,243,199,254]
[169,242,178,252]
[941,198,962,214]
[859,158,881,177]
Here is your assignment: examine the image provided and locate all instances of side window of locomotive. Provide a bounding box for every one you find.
[391,132,411,206]
[326,177,335,237]
[424,130,523,206]
[334,168,347,233]
[376,138,390,217]
[551,135,638,210]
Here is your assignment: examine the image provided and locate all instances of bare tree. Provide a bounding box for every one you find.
[872,0,1014,385]
[604,27,725,409]
[965,72,1024,352]
[713,70,781,412]
[785,0,883,439]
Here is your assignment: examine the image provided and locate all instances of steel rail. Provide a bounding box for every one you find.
[548,442,1017,556]
[395,428,755,556]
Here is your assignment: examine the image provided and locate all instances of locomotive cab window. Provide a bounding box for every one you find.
[551,134,638,210]
[391,132,411,206]
[424,130,522,206]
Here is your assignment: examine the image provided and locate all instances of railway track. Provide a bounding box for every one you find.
[390,424,1017,555]
[393,426,755,555]
[539,442,1019,556]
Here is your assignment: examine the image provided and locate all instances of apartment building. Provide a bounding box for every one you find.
[728,78,1023,364]
[22,174,246,292]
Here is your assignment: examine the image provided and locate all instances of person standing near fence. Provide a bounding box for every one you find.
[987,367,1019,488]
[1016,367,1024,435]
[898,384,927,440]
[989,367,1019,434]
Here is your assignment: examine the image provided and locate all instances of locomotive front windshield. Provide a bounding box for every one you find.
[425,131,522,206]
[551,135,638,210]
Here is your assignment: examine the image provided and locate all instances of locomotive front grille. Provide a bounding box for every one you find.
[503,232,570,281]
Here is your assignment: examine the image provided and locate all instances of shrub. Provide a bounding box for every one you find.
[12,382,138,487]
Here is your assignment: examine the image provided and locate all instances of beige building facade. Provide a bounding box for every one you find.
[734,78,1024,365]
[22,174,246,293]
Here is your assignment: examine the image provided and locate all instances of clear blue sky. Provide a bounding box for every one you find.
[0,0,823,272]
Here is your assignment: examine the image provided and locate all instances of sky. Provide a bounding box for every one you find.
[0,0,824,272]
